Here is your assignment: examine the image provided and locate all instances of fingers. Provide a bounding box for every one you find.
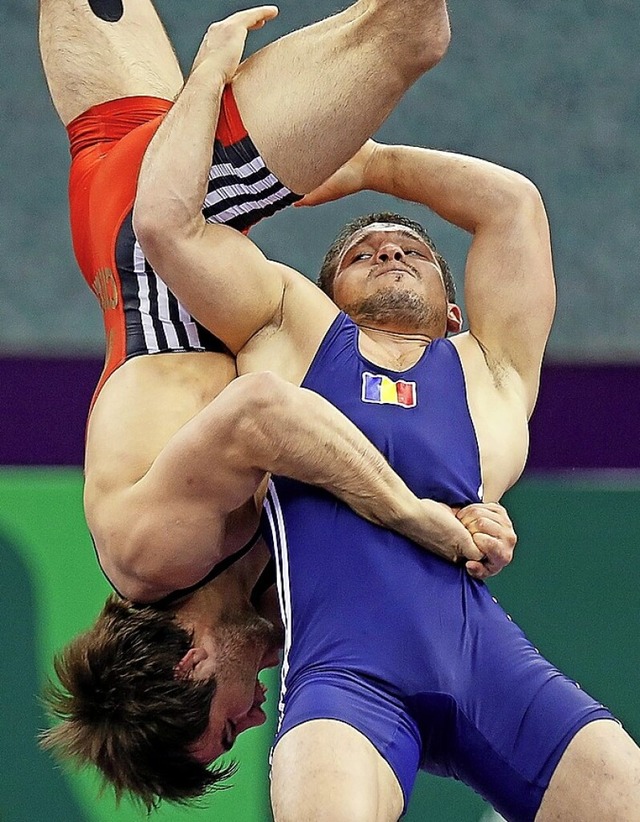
[293,181,339,208]
[293,194,315,208]
[229,5,279,30]
[456,502,517,579]
[456,502,513,531]
[464,559,492,581]
[195,6,279,82]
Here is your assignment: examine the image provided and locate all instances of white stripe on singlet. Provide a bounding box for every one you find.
[205,157,291,224]
[206,189,291,225]
[134,239,160,353]
[134,238,206,353]
[208,155,267,182]
[126,153,295,356]
[178,300,203,348]
[263,480,293,734]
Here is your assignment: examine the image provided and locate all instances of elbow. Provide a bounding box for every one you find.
[511,177,550,238]
[229,372,292,462]
[132,195,196,263]
[485,172,548,231]
[510,173,546,214]
[132,197,171,259]
[234,370,288,419]
[132,196,163,257]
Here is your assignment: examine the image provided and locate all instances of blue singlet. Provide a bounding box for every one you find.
[262,313,613,820]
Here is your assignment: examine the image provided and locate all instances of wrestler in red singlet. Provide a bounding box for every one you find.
[67,88,299,404]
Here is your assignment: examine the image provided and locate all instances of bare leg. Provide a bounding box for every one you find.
[232,0,450,193]
[270,720,404,822]
[38,0,183,125]
[536,720,640,821]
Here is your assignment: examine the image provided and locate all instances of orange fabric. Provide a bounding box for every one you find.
[66,88,245,404]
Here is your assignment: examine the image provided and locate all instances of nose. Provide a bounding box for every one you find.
[376,243,405,263]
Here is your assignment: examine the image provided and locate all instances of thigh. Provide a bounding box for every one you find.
[270,719,404,822]
[435,587,617,821]
[231,0,450,193]
[536,719,640,822]
[39,0,183,125]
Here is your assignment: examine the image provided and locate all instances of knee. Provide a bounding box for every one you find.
[364,0,451,80]
[403,16,451,78]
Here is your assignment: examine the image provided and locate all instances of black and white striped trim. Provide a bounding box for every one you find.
[116,214,223,358]
[204,136,299,231]
[114,134,298,359]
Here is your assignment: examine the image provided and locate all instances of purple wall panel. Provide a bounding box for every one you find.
[0,357,101,467]
[1,358,639,469]
[528,363,640,471]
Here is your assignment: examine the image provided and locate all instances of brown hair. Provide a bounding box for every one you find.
[317,212,456,303]
[40,595,235,810]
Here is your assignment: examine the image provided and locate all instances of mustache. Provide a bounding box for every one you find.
[368,262,421,278]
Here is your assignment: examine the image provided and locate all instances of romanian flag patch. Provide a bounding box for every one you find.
[361,372,417,408]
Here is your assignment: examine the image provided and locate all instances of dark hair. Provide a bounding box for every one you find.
[317,212,456,303]
[40,595,236,811]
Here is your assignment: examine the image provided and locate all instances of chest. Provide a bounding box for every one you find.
[303,335,483,505]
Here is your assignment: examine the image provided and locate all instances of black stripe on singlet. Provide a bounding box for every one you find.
[234,191,300,232]
[92,529,264,608]
[193,318,227,352]
[202,180,295,223]
[250,558,277,607]
[115,212,227,356]
[149,528,263,609]
[203,134,301,229]
[116,213,147,357]
[206,166,272,191]
[145,258,168,350]
[166,279,191,350]
[210,134,259,169]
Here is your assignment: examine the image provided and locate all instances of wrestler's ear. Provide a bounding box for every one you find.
[174,647,208,680]
[446,303,463,334]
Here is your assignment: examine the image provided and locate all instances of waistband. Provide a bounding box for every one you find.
[66,86,246,159]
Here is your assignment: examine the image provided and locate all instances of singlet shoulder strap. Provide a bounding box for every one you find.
[149,527,263,608]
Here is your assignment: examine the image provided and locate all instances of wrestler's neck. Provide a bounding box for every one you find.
[174,542,271,625]
[357,323,436,371]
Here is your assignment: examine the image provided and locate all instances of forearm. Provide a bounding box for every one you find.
[245,377,419,532]
[365,144,538,233]
[134,62,225,240]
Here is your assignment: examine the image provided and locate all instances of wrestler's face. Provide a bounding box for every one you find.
[332,224,459,336]
[187,610,282,764]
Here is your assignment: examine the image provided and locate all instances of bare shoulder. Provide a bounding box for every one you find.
[451,331,530,405]
[84,352,235,585]
[450,332,531,499]
[86,352,235,489]
[239,266,340,384]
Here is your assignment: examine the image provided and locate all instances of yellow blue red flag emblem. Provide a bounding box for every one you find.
[361,372,417,408]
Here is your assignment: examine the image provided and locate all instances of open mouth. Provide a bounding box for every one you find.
[245,681,268,725]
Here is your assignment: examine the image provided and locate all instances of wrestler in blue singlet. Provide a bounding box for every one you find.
[263,313,614,821]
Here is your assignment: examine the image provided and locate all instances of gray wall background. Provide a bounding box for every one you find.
[2,0,639,360]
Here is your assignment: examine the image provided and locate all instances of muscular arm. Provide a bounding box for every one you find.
[303,141,556,414]
[133,9,322,355]
[112,372,485,601]
[131,16,512,594]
